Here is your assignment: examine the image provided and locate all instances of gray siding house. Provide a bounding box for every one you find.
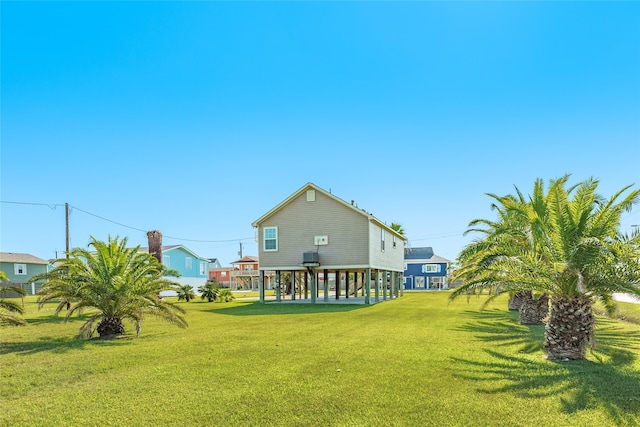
[0,252,50,295]
[251,182,407,304]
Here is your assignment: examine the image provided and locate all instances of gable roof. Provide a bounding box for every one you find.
[426,254,451,264]
[404,247,451,264]
[251,182,407,241]
[0,252,49,264]
[139,245,208,261]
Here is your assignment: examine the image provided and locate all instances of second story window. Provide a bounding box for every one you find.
[422,264,440,273]
[381,229,385,252]
[264,227,278,251]
[14,264,27,275]
[185,257,193,270]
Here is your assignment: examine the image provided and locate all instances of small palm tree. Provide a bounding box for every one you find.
[198,281,219,302]
[175,284,196,302]
[33,236,188,339]
[218,288,235,302]
[0,271,27,326]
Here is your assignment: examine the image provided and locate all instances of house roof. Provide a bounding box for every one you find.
[0,252,49,264]
[251,182,407,241]
[231,256,258,264]
[404,247,451,264]
[139,245,208,261]
[425,254,451,264]
[404,247,434,259]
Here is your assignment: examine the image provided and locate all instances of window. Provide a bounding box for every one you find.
[162,255,171,268]
[381,229,385,251]
[200,261,206,275]
[422,264,440,273]
[14,264,27,275]
[393,235,397,248]
[264,227,278,251]
[404,263,408,271]
[185,257,193,270]
[221,271,227,277]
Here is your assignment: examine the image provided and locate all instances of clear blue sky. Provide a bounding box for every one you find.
[2,1,639,265]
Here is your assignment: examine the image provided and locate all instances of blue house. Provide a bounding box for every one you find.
[403,247,451,290]
[141,245,210,288]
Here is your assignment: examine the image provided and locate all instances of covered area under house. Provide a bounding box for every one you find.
[257,266,404,304]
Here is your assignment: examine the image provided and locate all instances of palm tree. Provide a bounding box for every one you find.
[453,184,549,324]
[33,236,188,339]
[0,271,27,326]
[218,288,235,302]
[198,281,219,302]
[175,284,196,302]
[390,223,405,235]
[451,176,640,360]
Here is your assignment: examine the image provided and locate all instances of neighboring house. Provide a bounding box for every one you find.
[209,267,233,288]
[208,258,222,269]
[230,256,259,290]
[403,247,451,290]
[229,256,276,290]
[0,252,50,295]
[251,182,407,304]
[140,245,209,289]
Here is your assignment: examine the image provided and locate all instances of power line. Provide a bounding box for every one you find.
[1,200,254,244]
[409,231,466,241]
[0,200,64,209]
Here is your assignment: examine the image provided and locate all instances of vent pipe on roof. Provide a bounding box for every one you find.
[147,230,163,264]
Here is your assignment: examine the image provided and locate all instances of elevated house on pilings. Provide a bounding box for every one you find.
[251,182,407,304]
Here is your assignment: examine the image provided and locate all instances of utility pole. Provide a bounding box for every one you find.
[238,242,243,258]
[65,203,70,258]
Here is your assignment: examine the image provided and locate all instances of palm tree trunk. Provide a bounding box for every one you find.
[97,316,126,338]
[519,293,549,325]
[544,295,594,360]
[508,291,530,310]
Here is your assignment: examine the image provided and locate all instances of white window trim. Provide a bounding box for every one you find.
[264,226,278,252]
[185,257,193,270]
[199,261,206,275]
[381,229,385,252]
[162,255,171,268]
[14,263,27,275]
[422,264,440,273]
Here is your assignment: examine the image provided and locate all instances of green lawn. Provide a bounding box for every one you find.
[1,292,639,426]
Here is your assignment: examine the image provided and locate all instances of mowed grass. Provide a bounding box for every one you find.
[1,292,639,426]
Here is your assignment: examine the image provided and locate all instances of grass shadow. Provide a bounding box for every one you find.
[450,311,640,424]
[209,300,368,316]
[452,309,545,354]
[0,334,133,356]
